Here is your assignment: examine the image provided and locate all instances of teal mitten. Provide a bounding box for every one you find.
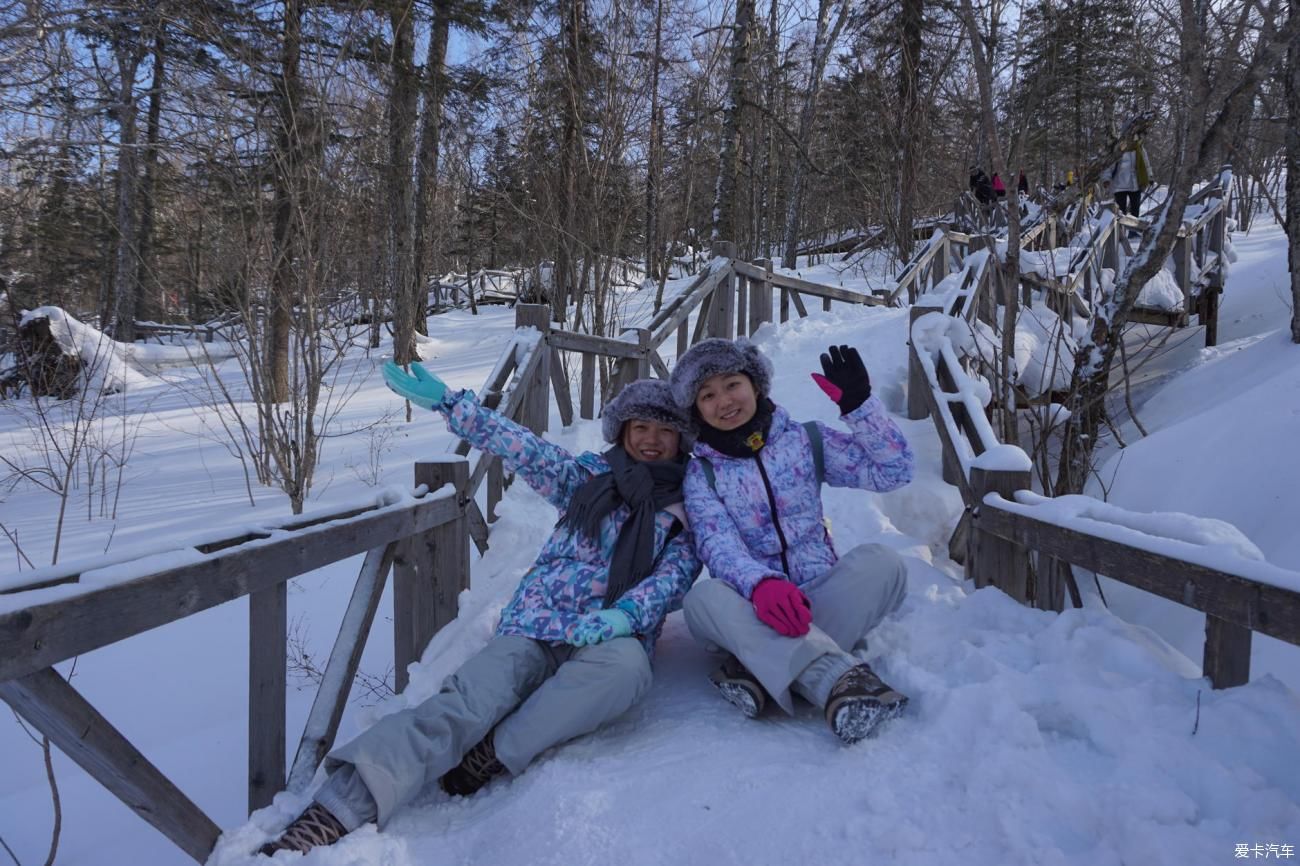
[383,361,448,411]
[568,609,633,647]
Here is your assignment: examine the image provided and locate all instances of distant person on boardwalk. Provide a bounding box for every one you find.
[1017,170,1029,195]
[668,338,915,746]
[1103,140,1151,217]
[969,166,995,205]
[992,172,1007,199]
[258,372,701,855]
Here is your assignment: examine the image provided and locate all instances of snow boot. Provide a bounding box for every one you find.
[259,802,348,855]
[708,655,768,718]
[825,662,907,745]
[440,730,506,797]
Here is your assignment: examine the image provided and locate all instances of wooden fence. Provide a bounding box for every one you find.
[0,477,468,861]
[905,255,1300,692]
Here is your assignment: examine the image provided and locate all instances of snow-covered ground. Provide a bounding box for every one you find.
[1,222,1298,865]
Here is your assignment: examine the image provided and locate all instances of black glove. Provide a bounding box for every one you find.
[816,345,871,415]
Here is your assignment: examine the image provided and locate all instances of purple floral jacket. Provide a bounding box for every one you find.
[683,396,913,599]
[441,391,701,654]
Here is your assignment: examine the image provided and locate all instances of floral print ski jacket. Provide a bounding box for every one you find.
[440,390,701,655]
[684,396,913,600]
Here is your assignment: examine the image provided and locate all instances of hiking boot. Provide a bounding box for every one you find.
[440,731,506,797]
[708,655,767,719]
[825,663,908,745]
[259,802,348,855]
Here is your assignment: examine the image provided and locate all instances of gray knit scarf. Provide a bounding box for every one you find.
[560,446,687,605]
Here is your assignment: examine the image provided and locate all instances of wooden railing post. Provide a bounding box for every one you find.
[393,459,470,693]
[1172,233,1192,325]
[735,265,749,337]
[751,258,773,334]
[967,450,1032,603]
[1204,615,1252,689]
[515,303,551,434]
[606,327,651,400]
[710,242,736,339]
[580,351,596,420]
[248,579,286,813]
[906,306,932,421]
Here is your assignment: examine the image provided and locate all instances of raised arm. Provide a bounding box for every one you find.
[441,390,592,509]
[683,462,783,599]
[818,395,914,492]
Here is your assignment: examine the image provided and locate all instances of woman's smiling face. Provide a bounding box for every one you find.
[694,372,758,431]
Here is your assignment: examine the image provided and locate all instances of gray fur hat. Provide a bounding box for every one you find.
[601,378,695,446]
[669,337,774,409]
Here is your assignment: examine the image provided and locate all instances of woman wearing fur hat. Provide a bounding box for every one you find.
[669,338,914,745]
[259,368,701,855]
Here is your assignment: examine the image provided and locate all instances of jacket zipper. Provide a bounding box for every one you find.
[754,454,792,576]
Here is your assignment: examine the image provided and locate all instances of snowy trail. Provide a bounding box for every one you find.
[202,299,1299,866]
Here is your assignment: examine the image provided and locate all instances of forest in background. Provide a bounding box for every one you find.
[1,0,1292,349]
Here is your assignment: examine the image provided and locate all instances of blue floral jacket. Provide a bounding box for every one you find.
[441,391,702,655]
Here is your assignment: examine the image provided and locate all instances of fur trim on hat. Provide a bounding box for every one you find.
[601,378,696,446]
[669,338,774,409]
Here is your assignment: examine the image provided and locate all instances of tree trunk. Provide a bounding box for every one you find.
[387,2,419,365]
[712,0,754,245]
[109,42,145,341]
[412,0,451,338]
[268,0,303,404]
[959,0,1020,444]
[894,0,923,265]
[136,30,166,321]
[1288,25,1300,343]
[554,0,585,325]
[780,0,846,269]
[644,0,665,286]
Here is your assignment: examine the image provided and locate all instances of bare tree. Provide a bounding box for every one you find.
[267,0,305,405]
[712,0,755,245]
[643,0,667,283]
[386,1,419,367]
[1287,11,1300,343]
[893,0,924,264]
[411,0,455,341]
[97,8,155,341]
[780,0,849,269]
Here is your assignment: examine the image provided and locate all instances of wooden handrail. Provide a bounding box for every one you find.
[0,487,461,683]
[732,261,884,306]
[648,265,730,348]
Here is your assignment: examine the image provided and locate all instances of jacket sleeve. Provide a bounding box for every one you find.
[819,394,914,493]
[682,460,783,600]
[441,390,591,509]
[612,524,702,633]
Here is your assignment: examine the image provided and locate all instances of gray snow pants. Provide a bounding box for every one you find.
[315,633,651,830]
[683,543,907,714]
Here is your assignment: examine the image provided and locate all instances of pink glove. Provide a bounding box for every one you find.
[751,578,812,637]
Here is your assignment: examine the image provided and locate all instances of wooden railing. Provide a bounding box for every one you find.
[541,242,887,421]
[905,259,1300,691]
[0,475,468,861]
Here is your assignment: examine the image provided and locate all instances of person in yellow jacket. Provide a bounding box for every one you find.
[1103,141,1151,217]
